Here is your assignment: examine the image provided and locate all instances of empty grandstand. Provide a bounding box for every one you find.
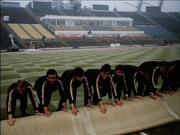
[1,1,180,50]
[136,25,177,38]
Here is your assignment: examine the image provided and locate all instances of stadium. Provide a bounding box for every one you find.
[1,0,180,135]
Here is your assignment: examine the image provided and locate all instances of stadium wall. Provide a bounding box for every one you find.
[55,30,88,35]
[55,30,144,36]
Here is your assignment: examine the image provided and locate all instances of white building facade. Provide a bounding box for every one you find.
[40,15,133,27]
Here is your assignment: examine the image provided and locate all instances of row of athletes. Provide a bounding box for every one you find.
[6,60,180,126]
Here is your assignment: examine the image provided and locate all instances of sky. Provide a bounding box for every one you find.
[2,0,180,13]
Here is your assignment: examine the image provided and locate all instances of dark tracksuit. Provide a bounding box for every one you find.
[6,82,39,117]
[85,69,118,105]
[60,70,91,109]
[111,70,129,100]
[122,65,141,97]
[139,61,168,96]
[167,60,180,91]
[34,76,65,112]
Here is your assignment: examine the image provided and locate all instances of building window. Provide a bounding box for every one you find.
[109,21,112,26]
[117,21,122,26]
[90,20,94,26]
[97,20,102,26]
[59,19,64,26]
[51,19,54,25]
[126,21,130,26]
[57,19,59,25]
[82,20,86,26]
[75,20,80,26]
[46,19,51,25]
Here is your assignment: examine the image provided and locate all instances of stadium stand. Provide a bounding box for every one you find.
[142,12,180,35]
[32,24,56,39]
[136,25,177,38]
[117,12,153,26]
[1,5,59,49]
[83,26,113,31]
[1,3,180,50]
[60,9,86,16]
[20,24,43,39]
[170,13,180,20]
[110,26,139,31]
[29,1,60,17]
[91,11,118,17]
[1,7,37,23]
[8,23,31,40]
[8,23,56,40]
[30,8,60,16]
[60,9,108,17]
[1,24,13,50]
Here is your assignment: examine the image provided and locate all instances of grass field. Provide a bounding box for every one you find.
[1,46,180,122]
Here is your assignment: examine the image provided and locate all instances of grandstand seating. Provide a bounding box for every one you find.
[57,34,149,43]
[32,24,56,39]
[83,26,113,31]
[56,9,119,17]
[1,7,37,23]
[60,9,115,17]
[60,9,87,16]
[110,26,139,31]
[61,9,76,16]
[170,13,180,20]
[8,23,31,40]
[91,11,118,17]
[99,37,155,46]
[8,23,56,40]
[30,8,60,16]
[20,24,42,39]
[143,12,180,35]
[136,25,177,38]
[117,12,153,26]
[1,6,180,49]
[75,9,94,16]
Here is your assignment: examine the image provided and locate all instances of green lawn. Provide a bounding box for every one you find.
[1,46,180,120]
